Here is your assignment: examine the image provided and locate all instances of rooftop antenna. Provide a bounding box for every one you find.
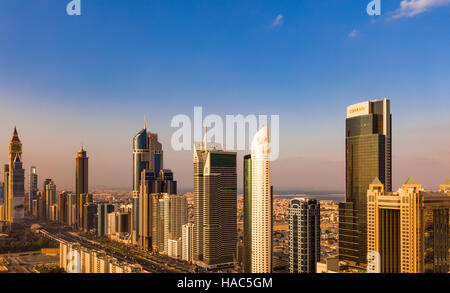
[144,115,147,130]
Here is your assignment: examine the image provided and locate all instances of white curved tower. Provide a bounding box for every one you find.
[251,125,272,273]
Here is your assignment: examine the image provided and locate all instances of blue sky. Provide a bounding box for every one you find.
[0,0,449,192]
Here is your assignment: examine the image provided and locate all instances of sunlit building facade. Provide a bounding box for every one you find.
[367,177,450,273]
[289,198,320,273]
[193,136,237,269]
[339,98,392,267]
[251,125,272,273]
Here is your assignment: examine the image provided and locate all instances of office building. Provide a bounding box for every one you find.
[243,154,252,273]
[27,166,38,216]
[164,194,188,253]
[182,223,194,262]
[79,193,93,229]
[83,203,97,233]
[193,132,237,269]
[6,127,25,221]
[97,204,115,237]
[45,180,56,220]
[168,238,182,259]
[367,177,450,273]
[251,126,272,273]
[58,192,69,225]
[289,198,321,273]
[339,98,391,267]
[76,146,88,228]
[132,125,163,243]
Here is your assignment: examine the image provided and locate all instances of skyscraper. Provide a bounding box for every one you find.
[250,125,272,273]
[182,223,194,262]
[44,180,56,220]
[76,146,88,196]
[97,203,115,237]
[193,135,237,269]
[79,193,93,229]
[75,146,88,228]
[289,198,321,273]
[367,178,450,273]
[132,125,163,244]
[8,127,25,221]
[27,166,38,216]
[339,98,391,268]
[163,194,188,253]
[2,165,9,222]
[243,154,252,273]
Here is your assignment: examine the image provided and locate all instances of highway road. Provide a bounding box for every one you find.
[39,228,187,273]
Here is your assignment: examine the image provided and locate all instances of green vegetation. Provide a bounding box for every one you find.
[34,264,66,274]
[0,223,58,254]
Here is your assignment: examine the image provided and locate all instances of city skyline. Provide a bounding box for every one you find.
[1,1,449,192]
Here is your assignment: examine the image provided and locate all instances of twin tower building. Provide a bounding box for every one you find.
[132,124,272,273]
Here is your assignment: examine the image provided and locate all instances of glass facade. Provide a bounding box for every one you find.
[339,99,391,267]
[243,154,252,273]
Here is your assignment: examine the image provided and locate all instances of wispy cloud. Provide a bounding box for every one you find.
[348,29,359,39]
[271,14,284,27]
[392,0,450,18]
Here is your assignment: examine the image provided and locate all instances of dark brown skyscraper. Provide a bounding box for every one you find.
[76,146,88,196]
[75,146,88,228]
[339,98,392,269]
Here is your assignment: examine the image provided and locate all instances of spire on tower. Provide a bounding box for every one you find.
[11,126,20,142]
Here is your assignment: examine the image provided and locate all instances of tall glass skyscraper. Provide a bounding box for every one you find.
[243,154,252,273]
[132,125,163,244]
[339,98,392,268]
[193,138,237,269]
[27,166,38,216]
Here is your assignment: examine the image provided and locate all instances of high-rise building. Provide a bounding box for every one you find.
[83,203,97,233]
[132,125,163,244]
[289,198,321,273]
[58,192,69,225]
[7,127,25,221]
[27,166,38,216]
[2,165,9,222]
[79,193,93,229]
[76,146,88,228]
[182,223,194,262]
[151,193,165,253]
[193,135,237,269]
[67,193,78,227]
[367,177,450,273]
[97,204,115,237]
[168,238,182,259]
[339,98,391,267]
[164,194,188,253]
[250,126,272,273]
[44,180,56,220]
[243,154,252,273]
[76,146,88,196]
[0,184,3,205]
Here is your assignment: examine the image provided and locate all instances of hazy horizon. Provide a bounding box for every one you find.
[1,1,449,191]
